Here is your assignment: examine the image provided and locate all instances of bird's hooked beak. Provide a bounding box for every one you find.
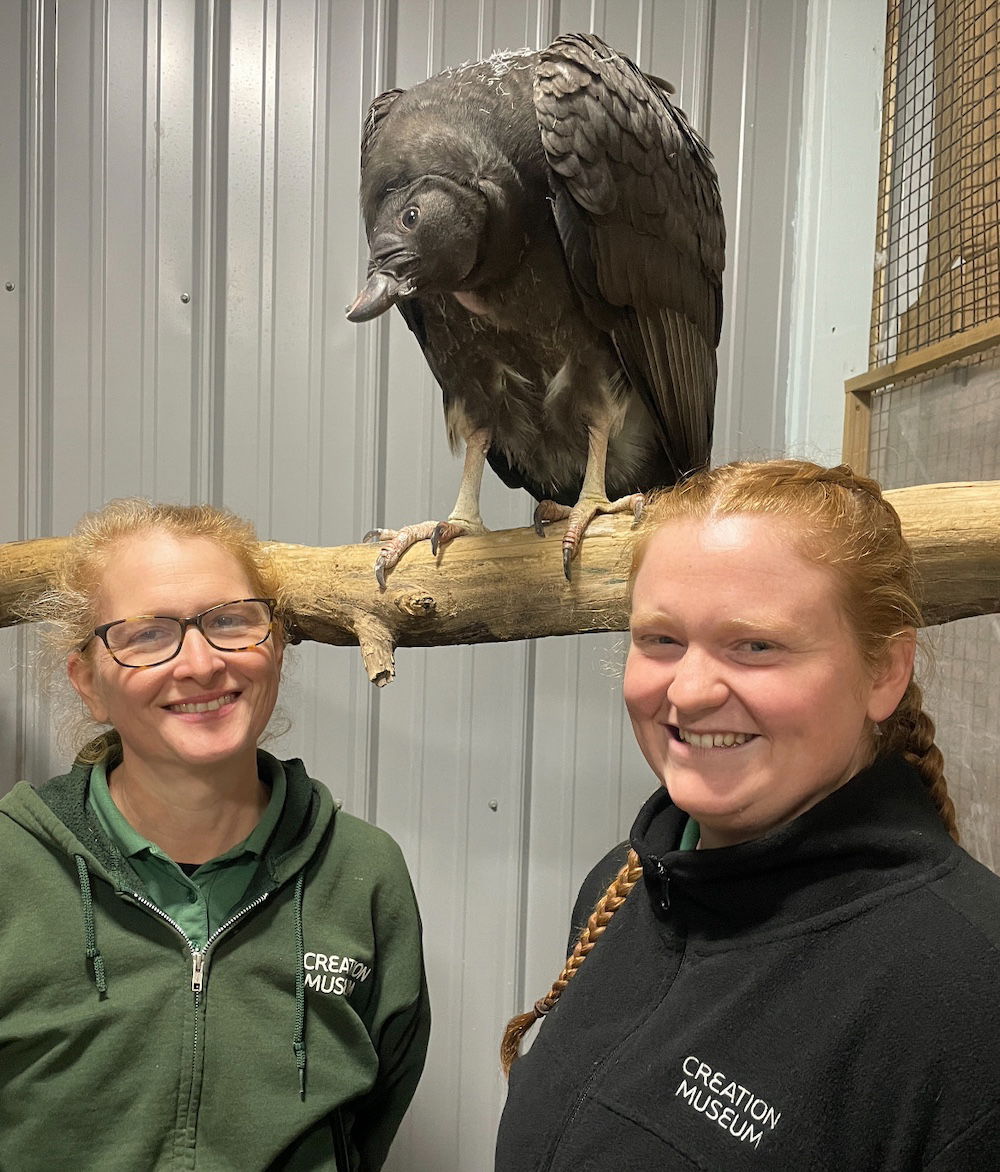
[345,270,414,322]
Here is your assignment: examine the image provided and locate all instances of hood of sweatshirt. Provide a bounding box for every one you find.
[630,753,959,944]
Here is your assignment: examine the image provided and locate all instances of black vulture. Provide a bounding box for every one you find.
[347,32,725,584]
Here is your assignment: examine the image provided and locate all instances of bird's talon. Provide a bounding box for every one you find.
[533,500,570,536]
[364,528,395,545]
[374,556,389,590]
[431,521,467,554]
[562,545,574,580]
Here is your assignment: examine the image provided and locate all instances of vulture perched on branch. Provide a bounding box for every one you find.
[347,32,725,584]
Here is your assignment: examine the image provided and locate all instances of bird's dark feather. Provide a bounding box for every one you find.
[361,88,405,168]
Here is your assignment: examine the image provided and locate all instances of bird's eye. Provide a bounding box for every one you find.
[400,206,419,230]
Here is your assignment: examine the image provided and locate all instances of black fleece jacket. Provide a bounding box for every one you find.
[496,755,1000,1171]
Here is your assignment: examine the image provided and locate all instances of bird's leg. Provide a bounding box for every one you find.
[431,427,491,549]
[364,429,492,588]
[533,417,643,579]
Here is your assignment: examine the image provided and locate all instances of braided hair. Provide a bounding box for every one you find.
[500,459,957,1074]
[500,849,643,1075]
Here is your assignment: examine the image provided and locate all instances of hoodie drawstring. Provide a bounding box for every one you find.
[292,870,307,1099]
[74,855,108,995]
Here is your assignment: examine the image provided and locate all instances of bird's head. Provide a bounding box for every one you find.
[346,175,488,322]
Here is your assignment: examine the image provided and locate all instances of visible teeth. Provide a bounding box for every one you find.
[678,729,753,749]
[169,693,237,714]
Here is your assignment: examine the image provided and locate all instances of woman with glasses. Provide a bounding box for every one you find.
[0,499,429,1171]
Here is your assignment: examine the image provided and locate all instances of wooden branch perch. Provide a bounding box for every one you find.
[2,481,999,686]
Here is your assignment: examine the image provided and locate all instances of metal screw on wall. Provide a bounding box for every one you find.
[4,282,14,292]
[180,292,190,303]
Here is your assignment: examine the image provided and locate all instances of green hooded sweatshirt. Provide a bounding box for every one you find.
[0,752,430,1171]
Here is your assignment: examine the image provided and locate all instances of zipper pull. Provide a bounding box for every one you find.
[191,951,205,993]
[654,859,671,912]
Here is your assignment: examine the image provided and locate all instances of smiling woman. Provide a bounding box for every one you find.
[496,460,1000,1172]
[0,500,429,1172]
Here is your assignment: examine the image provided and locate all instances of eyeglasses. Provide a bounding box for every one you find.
[82,598,278,669]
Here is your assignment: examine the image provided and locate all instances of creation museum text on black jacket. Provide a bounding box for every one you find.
[495,755,1000,1171]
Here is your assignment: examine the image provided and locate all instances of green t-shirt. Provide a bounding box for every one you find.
[679,816,701,851]
[87,756,286,949]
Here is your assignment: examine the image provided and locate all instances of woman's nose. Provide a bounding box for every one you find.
[666,647,728,714]
[173,627,226,677]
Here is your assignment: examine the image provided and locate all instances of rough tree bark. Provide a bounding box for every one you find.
[1,481,999,685]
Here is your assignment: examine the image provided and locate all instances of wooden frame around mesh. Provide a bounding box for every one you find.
[843,0,1000,472]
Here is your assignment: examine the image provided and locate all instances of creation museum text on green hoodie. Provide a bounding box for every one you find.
[0,751,430,1171]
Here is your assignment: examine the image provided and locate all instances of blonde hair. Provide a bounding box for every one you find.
[501,459,957,1074]
[26,498,289,762]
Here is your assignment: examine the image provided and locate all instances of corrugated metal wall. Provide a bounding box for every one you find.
[1,2,883,1167]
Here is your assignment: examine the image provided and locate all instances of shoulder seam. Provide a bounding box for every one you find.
[925,872,1000,953]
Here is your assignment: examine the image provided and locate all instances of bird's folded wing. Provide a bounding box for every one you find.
[533,31,725,477]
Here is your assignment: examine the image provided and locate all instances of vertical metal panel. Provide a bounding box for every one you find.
[146,0,206,503]
[785,0,886,463]
[8,0,52,787]
[0,0,26,791]
[2,0,886,1166]
[48,0,103,520]
[220,0,277,523]
[710,0,808,463]
[652,0,715,131]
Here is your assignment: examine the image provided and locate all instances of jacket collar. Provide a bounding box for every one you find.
[629,754,958,940]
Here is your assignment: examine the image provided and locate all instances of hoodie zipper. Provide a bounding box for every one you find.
[124,888,271,993]
[121,888,272,1152]
[199,891,272,981]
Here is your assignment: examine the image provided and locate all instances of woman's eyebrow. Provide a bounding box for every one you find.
[629,610,810,640]
[628,608,678,628]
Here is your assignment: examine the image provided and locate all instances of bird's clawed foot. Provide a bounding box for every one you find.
[363,519,486,588]
[532,500,572,536]
[534,493,645,579]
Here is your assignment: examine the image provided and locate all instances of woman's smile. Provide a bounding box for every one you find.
[163,690,241,717]
[670,725,758,750]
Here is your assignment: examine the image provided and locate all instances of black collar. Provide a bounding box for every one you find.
[629,754,958,940]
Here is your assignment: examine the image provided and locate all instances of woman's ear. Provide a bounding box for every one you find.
[67,651,110,724]
[867,629,917,724]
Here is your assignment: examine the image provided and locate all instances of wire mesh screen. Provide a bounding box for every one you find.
[871,0,999,364]
[868,0,1000,873]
